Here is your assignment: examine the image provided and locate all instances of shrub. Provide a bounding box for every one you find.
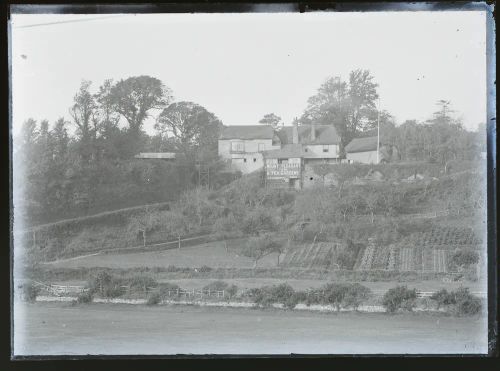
[430,287,482,316]
[22,281,41,302]
[430,289,455,309]
[76,290,93,304]
[452,287,482,316]
[166,265,180,272]
[248,284,297,309]
[199,265,212,273]
[322,283,349,311]
[147,291,162,306]
[124,275,158,294]
[451,249,479,270]
[342,283,372,310]
[382,285,417,313]
[89,271,125,298]
[226,284,238,298]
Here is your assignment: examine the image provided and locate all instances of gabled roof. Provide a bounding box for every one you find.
[263,144,336,159]
[262,144,305,159]
[277,124,340,145]
[345,136,379,153]
[219,125,275,140]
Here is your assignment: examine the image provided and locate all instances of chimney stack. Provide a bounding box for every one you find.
[292,119,299,144]
[310,122,316,142]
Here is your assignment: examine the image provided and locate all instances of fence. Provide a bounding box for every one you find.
[33,281,89,296]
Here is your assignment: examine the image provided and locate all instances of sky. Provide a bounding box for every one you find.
[10,11,488,136]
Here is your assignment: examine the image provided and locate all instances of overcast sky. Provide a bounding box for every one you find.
[10,11,487,136]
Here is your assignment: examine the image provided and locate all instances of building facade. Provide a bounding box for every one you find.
[218,125,281,174]
[262,122,342,189]
[345,136,393,164]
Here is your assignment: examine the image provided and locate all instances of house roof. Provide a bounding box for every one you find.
[345,136,379,153]
[277,124,340,145]
[262,144,305,159]
[219,125,275,140]
[262,143,336,159]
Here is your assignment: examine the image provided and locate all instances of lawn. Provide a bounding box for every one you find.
[14,301,487,355]
[44,240,281,270]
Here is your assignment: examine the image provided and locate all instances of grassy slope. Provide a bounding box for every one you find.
[21,161,484,268]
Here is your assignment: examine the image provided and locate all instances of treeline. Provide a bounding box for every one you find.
[13,76,230,225]
[273,70,485,162]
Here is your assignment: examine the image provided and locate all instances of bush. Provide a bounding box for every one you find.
[248,284,297,309]
[430,287,482,316]
[382,286,417,313]
[342,283,372,310]
[199,265,212,273]
[452,287,482,316]
[322,283,349,311]
[147,291,162,306]
[124,275,158,294]
[22,281,41,302]
[89,271,125,298]
[76,290,93,304]
[430,289,455,309]
[451,248,479,270]
[226,284,238,298]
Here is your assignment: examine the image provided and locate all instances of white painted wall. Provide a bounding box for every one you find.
[346,150,379,164]
[218,139,280,174]
[304,144,339,158]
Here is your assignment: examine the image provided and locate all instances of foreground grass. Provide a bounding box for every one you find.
[13,301,488,355]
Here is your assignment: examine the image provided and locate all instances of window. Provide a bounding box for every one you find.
[258,143,265,152]
[253,158,257,162]
[243,158,247,163]
[231,141,245,152]
[323,145,329,153]
[305,148,308,152]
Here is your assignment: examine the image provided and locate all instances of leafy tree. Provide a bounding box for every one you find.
[302,70,379,154]
[259,113,283,129]
[242,233,283,268]
[109,75,172,154]
[155,101,222,161]
[70,80,98,163]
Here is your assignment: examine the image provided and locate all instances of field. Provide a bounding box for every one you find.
[14,301,487,355]
[43,241,280,270]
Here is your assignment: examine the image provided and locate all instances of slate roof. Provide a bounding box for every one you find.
[219,125,275,140]
[262,144,305,159]
[277,124,341,145]
[262,144,337,159]
[345,136,379,153]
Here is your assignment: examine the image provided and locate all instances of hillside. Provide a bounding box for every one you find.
[17,160,485,280]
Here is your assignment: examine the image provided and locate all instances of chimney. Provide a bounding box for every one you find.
[310,122,316,142]
[292,119,299,144]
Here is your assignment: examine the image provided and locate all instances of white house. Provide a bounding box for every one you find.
[218,125,281,174]
[262,122,342,189]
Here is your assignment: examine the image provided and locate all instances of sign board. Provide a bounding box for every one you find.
[266,162,300,179]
